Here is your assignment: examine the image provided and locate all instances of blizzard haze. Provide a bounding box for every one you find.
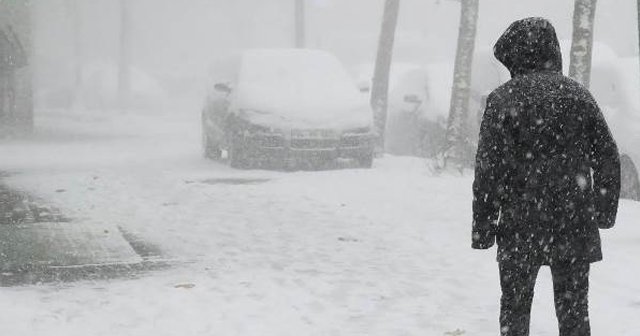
[1,1,639,336]
[32,0,639,112]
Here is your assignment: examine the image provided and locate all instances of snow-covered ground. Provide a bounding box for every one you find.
[0,110,638,336]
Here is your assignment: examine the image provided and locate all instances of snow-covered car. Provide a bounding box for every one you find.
[354,49,504,158]
[202,49,376,169]
[359,43,640,199]
[39,61,166,111]
[587,54,640,200]
[552,41,640,200]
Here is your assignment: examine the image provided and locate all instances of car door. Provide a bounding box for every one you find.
[204,56,240,146]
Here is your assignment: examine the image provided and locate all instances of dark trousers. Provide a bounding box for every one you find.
[499,261,590,336]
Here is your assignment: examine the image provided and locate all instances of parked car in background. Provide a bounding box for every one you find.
[354,48,505,159]
[581,46,640,200]
[553,41,640,200]
[202,49,375,169]
[357,42,640,199]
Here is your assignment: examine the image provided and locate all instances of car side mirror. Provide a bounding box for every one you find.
[357,80,371,94]
[214,83,232,94]
[403,94,422,105]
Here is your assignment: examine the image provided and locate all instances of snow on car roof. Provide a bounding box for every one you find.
[234,49,366,117]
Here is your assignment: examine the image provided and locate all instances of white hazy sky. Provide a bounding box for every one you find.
[33,0,638,92]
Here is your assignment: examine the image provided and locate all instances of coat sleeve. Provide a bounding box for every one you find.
[472,94,505,249]
[589,102,621,229]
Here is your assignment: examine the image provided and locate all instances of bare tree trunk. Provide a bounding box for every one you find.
[444,0,478,169]
[118,0,132,110]
[371,0,400,152]
[294,0,305,48]
[569,0,597,88]
[66,0,82,108]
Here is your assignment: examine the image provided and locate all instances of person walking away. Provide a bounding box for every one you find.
[472,17,621,336]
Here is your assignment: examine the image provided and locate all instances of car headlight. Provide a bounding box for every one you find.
[247,123,280,135]
[340,126,375,147]
[237,110,284,135]
[342,126,372,135]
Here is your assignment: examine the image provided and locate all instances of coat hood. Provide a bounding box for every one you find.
[494,17,563,77]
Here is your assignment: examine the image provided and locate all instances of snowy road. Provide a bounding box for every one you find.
[0,111,638,336]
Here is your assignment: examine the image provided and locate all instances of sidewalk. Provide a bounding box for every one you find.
[0,181,164,286]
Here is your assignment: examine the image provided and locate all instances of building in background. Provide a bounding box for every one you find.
[0,0,32,136]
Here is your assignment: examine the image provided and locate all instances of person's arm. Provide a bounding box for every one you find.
[472,94,505,249]
[589,102,621,229]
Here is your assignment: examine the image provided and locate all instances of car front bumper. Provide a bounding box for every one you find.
[241,130,375,163]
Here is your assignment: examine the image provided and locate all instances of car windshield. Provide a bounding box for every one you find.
[235,49,364,116]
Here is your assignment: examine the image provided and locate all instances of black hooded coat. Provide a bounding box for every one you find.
[472,18,621,265]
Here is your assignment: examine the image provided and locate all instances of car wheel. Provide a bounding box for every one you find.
[202,131,222,159]
[356,151,374,169]
[228,135,251,169]
[620,154,640,201]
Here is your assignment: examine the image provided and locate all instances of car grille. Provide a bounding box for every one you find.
[255,135,285,148]
[290,129,338,150]
[340,135,362,148]
[291,129,336,138]
[291,138,338,149]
